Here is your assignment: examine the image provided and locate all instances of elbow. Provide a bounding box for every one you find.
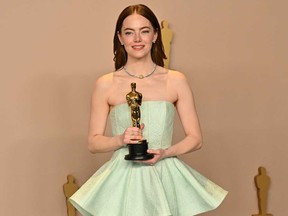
[196,140,203,150]
[193,135,203,151]
[87,136,98,153]
[88,144,96,154]
[185,135,203,154]
[88,143,96,154]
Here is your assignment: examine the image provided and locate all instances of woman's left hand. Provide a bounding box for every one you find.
[141,149,166,165]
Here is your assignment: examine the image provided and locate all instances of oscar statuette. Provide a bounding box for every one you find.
[124,83,154,160]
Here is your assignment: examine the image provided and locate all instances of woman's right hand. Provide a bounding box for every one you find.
[122,123,145,145]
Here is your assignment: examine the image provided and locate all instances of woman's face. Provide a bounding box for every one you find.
[118,13,158,61]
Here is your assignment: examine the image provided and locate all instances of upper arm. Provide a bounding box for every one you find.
[88,75,111,139]
[171,72,202,139]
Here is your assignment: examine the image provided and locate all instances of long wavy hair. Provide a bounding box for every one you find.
[113,4,167,70]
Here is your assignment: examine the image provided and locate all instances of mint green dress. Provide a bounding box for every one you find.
[70,101,227,216]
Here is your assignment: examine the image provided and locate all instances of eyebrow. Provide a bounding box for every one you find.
[123,26,151,31]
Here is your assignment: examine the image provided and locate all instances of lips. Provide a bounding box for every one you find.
[132,45,145,50]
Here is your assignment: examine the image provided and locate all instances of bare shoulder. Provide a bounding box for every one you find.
[167,69,189,85]
[92,72,116,94]
[91,72,116,101]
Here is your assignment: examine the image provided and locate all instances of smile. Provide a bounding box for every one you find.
[132,45,145,50]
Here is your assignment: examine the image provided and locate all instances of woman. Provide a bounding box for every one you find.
[70,4,227,216]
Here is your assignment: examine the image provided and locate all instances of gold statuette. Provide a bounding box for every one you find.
[124,83,154,160]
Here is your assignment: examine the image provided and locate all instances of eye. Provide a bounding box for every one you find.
[141,29,150,34]
[124,31,133,36]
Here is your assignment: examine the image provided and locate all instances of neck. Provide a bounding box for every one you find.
[123,62,157,79]
[125,60,155,75]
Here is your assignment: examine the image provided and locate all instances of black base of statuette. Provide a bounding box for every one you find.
[124,140,154,160]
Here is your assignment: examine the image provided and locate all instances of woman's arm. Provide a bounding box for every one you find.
[144,71,202,164]
[163,71,202,157]
[87,75,143,153]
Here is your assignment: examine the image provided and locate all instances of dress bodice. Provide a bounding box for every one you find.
[109,101,175,149]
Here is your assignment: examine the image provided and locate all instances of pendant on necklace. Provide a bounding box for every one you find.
[139,75,144,79]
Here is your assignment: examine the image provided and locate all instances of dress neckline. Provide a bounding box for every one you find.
[110,100,175,112]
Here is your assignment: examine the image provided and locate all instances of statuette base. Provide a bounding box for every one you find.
[124,140,154,161]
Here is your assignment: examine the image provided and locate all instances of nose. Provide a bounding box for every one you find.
[134,32,142,42]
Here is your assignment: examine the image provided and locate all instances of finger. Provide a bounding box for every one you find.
[131,130,142,137]
[147,149,159,155]
[130,132,143,141]
[141,159,154,165]
[142,158,158,165]
[124,136,141,144]
[129,140,141,144]
[130,128,142,135]
[125,128,140,139]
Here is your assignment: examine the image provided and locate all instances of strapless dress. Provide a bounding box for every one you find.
[70,101,227,216]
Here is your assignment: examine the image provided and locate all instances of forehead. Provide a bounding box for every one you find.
[122,13,152,29]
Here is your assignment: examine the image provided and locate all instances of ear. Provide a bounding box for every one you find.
[117,31,124,45]
[153,29,158,43]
